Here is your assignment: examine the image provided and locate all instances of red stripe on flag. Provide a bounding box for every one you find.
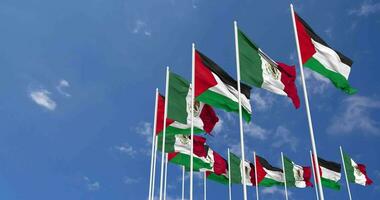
[193,136,208,158]
[277,62,301,109]
[168,152,179,161]
[294,13,316,64]
[302,166,313,187]
[212,151,227,175]
[357,164,373,185]
[199,104,219,133]
[255,156,267,184]
[156,95,174,135]
[195,51,218,97]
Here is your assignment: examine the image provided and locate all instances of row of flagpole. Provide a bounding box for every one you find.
[145,3,357,200]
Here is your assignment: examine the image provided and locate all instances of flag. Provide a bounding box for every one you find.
[161,135,213,171]
[256,155,284,187]
[206,151,229,185]
[237,29,300,108]
[158,74,219,135]
[229,152,256,186]
[317,157,341,190]
[342,152,373,186]
[294,12,357,94]
[283,155,312,188]
[194,50,252,122]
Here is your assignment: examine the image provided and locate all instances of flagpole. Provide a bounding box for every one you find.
[253,151,259,200]
[228,148,232,200]
[233,20,248,200]
[159,67,170,200]
[290,4,325,200]
[164,154,168,200]
[151,129,159,200]
[182,166,185,200]
[148,89,159,200]
[204,171,207,200]
[309,150,320,200]
[190,43,195,200]
[340,146,353,200]
[281,152,289,200]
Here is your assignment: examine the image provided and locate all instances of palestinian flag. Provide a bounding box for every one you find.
[206,151,229,185]
[342,152,373,186]
[156,73,219,134]
[160,135,213,171]
[283,155,312,188]
[316,157,341,190]
[294,12,357,94]
[237,29,300,108]
[194,50,252,122]
[256,155,284,187]
[229,152,256,186]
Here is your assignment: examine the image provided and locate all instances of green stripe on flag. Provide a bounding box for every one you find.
[207,173,229,185]
[170,153,212,171]
[343,152,356,183]
[229,152,243,184]
[321,177,341,190]
[197,90,251,122]
[237,29,264,88]
[283,156,296,186]
[304,57,357,94]
[259,178,284,187]
[167,72,191,124]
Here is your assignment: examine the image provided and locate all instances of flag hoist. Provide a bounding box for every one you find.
[290,4,325,200]
[233,20,249,200]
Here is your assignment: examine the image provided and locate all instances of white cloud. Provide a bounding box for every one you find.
[244,123,268,140]
[114,143,137,157]
[132,20,151,36]
[83,176,100,191]
[349,1,380,16]
[302,69,331,94]
[136,122,153,143]
[212,118,223,134]
[328,95,380,135]
[124,176,141,184]
[56,79,71,97]
[251,91,275,111]
[261,187,292,197]
[29,89,57,111]
[271,126,298,152]
[324,27,333,38]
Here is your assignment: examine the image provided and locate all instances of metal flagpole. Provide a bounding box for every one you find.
[204,171,207,200]
[190,43,195,200]
[148,89,159,200]
[290,4,325,200]
[253,152,259,200]
[310,150,320,200]
[340,146,353,200]
[233,20,248,200]
[159,67,170,200]
[182,166,185,200]
[228,148,232,200]
[151,129,159,200]
[281,152,289,200]
[163,154,168,200]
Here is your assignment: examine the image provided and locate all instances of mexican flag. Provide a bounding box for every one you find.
[160,135,213,172]
[294,12,357,94]
[256,155,284,187]
[158,72,219,135]
[229,152,256,186]
[237,29,300,108]
[317,157,341,190]
[206,151,229,185]
[342,152,373,186]
[194,50,252,122]
[283,155,312,188]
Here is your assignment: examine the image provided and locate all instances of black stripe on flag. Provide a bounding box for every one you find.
[318,157,341,173]
[196,50,251,99]
[295,13,353,67]
[257,156,283,172]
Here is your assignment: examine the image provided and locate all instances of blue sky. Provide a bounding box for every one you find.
[0,0,380,199]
